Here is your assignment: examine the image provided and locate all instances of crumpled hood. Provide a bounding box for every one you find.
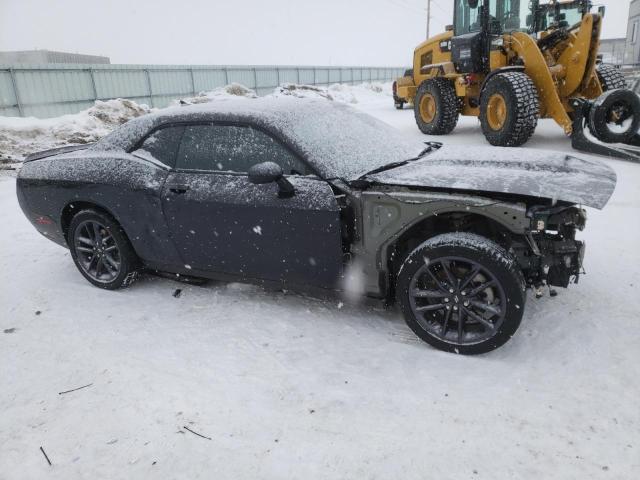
[368,145,617,209]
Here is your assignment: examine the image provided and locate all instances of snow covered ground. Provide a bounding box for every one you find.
[1,84,639,479]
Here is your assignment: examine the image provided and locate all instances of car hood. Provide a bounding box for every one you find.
[367,145,617,209]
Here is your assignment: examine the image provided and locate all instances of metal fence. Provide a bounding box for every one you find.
[0,64,405,118]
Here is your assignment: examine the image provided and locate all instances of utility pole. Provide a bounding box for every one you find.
[426,0,432,38]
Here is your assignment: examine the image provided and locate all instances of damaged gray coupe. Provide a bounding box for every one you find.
[17,99,616,354]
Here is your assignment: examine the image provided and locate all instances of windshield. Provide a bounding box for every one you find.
[455,0,535,35]
[492,0,535,32]
[536,1,588,31]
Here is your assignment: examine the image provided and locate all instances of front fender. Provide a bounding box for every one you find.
[352,189,529,297]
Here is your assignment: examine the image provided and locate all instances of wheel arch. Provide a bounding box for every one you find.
[60,201,123,245]
[479,66,525,95]
[381,210,526,299]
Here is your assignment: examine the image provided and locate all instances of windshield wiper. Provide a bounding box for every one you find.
[358,142,443,180]
[410,141,443,161]
[359,160,410,178]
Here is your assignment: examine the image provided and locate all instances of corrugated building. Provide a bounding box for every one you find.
[0,50,110,65]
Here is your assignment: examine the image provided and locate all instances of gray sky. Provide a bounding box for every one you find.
[0,0,632,66]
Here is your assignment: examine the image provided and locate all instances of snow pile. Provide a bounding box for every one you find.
[171,83,258,106]
[273,82,390,104]
[0,99,150,162]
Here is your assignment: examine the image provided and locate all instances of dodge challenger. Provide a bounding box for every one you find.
[16,98,617,354]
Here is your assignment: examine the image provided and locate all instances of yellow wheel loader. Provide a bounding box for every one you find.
[394,0,640,160]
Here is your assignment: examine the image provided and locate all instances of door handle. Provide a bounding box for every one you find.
[168,184,190,194]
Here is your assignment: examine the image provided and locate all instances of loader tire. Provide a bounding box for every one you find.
[596,64,626,91]
[414,78,459,135]
[480,72,539,147]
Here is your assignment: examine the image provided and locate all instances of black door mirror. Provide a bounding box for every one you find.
[248,161,295,198]
[248,161,283,184]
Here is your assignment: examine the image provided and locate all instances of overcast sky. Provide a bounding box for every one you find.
[0,0,632,66]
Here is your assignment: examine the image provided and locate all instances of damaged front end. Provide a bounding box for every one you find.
[521,205,588,291]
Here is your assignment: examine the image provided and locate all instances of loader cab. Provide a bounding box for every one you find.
[535,1,592,31]
[451,0,536,73]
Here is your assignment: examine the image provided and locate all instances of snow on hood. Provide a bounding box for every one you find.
[369,145,617,209]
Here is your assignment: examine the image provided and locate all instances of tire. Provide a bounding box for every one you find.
[396,233,526,355]
[68,209,140,290]
[414,78,459,135]
[596,64,626,92]
[588,88,640,144]
[480,72,539,147]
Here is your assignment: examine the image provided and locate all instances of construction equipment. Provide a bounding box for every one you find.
[393,0,640,161]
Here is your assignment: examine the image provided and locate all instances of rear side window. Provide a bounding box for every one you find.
[175,124,310,175]
[136,126,185,168]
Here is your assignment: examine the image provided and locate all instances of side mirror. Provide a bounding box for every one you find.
[248,161,282,184]
[468,0,479,8]
[598,6,605,18]
[248,161,295,198]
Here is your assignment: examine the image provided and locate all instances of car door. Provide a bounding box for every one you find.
[160,122,344,289]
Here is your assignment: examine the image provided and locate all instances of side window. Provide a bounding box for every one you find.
[175,124,311,175]
[135,126,185,168]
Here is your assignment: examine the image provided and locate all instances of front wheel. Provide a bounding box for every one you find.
[68,209,140,290]
[396,233,526,355]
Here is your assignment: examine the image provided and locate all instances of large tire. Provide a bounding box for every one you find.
[596,64,626,91]
[396,233,526,355]
[480,72,539,147]
[588,88,640,144]
[68,209,140,290]
[414,78,459,135]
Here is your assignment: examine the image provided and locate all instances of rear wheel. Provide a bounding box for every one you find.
[68,210,140,290]
[396,233,525,355]
[414,78,459,135]
[480,72,539,147]
[596,64,626,91]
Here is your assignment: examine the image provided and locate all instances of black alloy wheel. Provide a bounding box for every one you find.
[408,256,507,347]
[73,219,122,284]
[397,233,525,355]
[69,209,139,289]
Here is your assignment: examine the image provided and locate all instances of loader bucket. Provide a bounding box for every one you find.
[570,97,640,163]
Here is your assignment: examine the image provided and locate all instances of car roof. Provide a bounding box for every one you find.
[95,97,424,180]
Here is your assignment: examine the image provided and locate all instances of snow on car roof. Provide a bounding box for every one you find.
[94,97,425,180]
